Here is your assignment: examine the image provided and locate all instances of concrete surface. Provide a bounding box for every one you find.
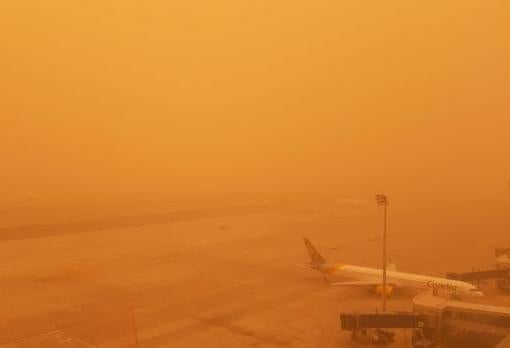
[0,202,507,347]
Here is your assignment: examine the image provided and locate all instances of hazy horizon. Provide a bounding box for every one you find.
[2,1,509,225]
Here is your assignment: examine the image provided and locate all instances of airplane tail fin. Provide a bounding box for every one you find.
[303,238,326,266]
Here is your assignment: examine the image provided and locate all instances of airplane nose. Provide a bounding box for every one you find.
[474,291,484,298]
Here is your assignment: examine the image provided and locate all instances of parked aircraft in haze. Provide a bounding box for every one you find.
[303,238,484,298]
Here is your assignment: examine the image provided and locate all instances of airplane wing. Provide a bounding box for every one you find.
[329,281,382,286]
[329,280,400,287]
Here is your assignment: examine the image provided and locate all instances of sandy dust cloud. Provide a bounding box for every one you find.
[1,1,510,347]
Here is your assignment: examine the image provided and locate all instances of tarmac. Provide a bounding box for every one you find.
[0,201,508,347]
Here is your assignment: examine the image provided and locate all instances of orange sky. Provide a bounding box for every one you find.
[1,1,509,217]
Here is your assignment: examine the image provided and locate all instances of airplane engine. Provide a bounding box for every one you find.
[375,284,394,296]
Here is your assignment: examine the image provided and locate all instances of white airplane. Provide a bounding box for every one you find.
[304,238,484,298]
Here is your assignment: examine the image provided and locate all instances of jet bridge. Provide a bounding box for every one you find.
[413,294,510,347]
[340,311,438,346]
[340,312,428,330]
[446,269,510,282]
[446,269,510,292]
[340,294,510,347]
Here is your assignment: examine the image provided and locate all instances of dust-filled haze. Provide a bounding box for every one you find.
[1,1,510,224]
[2,2,510,347]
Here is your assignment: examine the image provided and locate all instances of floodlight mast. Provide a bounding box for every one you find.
[375,194,389,312]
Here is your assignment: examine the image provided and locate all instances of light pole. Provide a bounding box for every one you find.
[375,194,389,312]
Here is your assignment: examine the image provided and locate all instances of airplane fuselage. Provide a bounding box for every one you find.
[321,263,483,298]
